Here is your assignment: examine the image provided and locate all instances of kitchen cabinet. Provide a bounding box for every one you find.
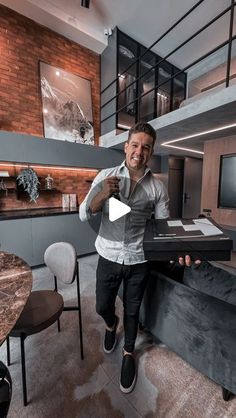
[0,213,98,266]
[0,219,34,265]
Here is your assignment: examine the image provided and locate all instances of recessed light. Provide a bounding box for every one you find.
[157,92,167,99]
[118,123,131,130]
[55,70,60,76]
[161,123,236,145]
[162,144,204,155]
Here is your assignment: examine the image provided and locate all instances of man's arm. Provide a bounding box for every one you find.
[79,171,104,222]
[79,172,120,221]
[89,176,120,213]
[154,180,170,219]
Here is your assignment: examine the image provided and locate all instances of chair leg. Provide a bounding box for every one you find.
[76,261,84,360]
[222,387,233,401]
[78,309,84,360]
[20,334,28,407]
[54,275,61,333]
[57,318,61,333]
[6,337,11,366]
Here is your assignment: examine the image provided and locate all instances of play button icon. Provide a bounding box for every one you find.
[86,175,150,242]
[109,196,131,222]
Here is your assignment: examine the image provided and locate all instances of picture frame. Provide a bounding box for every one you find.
[39,61,94,145]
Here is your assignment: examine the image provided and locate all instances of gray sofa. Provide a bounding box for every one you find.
[139,261,236,401]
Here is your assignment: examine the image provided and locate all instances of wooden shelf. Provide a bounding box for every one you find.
[0,176,16,196]
[0,188,16,195]
[0,174,61,199]
[16,187,60,199]
[38,188,59,192]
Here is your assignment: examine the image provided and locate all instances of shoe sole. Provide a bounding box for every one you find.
[103,316,119,354]
[119,373,136,394]
[103,338,117,354]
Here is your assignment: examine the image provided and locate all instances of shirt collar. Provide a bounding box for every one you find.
[119,160,151,177]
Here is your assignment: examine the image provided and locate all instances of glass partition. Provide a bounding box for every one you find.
[139,47,156,122]
[117,32,138,130]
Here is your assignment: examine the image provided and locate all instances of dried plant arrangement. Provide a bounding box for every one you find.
[17,168,40,202]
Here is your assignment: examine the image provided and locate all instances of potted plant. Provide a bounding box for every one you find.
[17,168,40,202]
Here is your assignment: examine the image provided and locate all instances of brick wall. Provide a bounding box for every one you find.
[0,164,98,210]
[0,5,101,211]
[0,5,100,140]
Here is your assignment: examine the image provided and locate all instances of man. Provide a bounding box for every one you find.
[79,122,192,393]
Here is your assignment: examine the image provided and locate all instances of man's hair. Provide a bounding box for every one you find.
[128,122,156,147]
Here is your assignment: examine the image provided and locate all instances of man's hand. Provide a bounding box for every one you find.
[89,176,120,214]
[101,176,120,200]
[178,255,201,267]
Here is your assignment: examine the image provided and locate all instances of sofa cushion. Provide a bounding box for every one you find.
[183,262,236,306]
[149,260,185,282]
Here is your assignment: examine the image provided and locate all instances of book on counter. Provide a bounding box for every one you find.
[143,217,233,262]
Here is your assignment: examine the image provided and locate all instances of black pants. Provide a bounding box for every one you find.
[96,256,149,353]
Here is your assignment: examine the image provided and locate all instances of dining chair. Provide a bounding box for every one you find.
[6,241,84,406]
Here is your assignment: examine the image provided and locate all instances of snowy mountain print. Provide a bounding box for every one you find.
[40,63,94,145]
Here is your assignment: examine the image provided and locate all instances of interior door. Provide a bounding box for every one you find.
[183,157,203,218]
[168,157,184,218]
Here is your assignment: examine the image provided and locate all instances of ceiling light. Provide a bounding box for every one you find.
[162,123,236,146]
[157,92,167,99]
[118,123,131,130]
[162,144,204,155]
[119,45,135,59]
[81,0,90,8]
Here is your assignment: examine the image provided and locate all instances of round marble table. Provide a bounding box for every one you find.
[0,252,32,346]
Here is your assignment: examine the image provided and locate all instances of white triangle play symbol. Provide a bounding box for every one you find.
[109,197,131,222]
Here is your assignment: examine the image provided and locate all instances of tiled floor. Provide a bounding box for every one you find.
[1,254,236,418]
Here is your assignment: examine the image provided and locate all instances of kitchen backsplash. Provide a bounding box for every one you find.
[0,164,97,211]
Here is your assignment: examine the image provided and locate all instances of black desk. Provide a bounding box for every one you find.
[143,218,233,261]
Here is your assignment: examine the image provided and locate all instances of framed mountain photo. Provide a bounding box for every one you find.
[39,62,94,145]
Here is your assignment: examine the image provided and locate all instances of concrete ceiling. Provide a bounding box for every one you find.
[1,0,235,69]
[105,85,236,157]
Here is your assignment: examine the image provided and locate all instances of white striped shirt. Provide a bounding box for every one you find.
[79,161,169,265]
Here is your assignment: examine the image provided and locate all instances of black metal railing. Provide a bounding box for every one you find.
[101,0,235,129]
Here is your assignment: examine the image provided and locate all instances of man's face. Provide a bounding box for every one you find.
[124,132,154,171]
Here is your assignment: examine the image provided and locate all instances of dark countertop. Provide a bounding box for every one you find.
[0,207,79,220]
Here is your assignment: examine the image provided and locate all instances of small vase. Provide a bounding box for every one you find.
[45,174,53,190]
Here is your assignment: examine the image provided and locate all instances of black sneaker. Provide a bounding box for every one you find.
[120,354,136,393]
[103,315,119,354]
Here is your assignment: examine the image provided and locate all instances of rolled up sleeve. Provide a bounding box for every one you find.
[79,170,105,222]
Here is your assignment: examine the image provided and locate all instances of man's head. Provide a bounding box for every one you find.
[127,122,156,147]
[124,122,156,172]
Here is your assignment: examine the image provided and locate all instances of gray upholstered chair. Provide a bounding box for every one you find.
[6,242,84,406]
[140,261,236,401]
